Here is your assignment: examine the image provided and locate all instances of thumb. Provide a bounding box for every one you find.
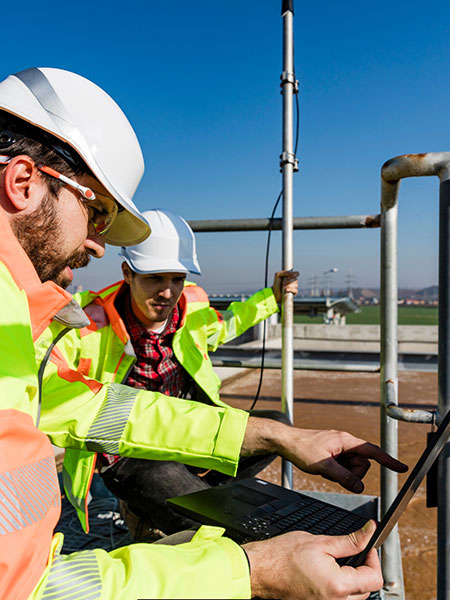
[326,520,376,560]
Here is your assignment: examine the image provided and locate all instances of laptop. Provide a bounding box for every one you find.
[168,407,450,567]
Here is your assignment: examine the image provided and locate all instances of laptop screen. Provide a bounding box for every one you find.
[347,407,450,566]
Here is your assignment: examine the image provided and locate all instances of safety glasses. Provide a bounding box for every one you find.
[38,165,118,236]
[0,155,118,236]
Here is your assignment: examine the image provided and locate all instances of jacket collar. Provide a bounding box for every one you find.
[177,288,188,327]
[0,208,83,340]
[93,280,191,339]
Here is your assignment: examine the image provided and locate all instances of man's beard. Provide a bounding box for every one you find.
[11,196,91,289]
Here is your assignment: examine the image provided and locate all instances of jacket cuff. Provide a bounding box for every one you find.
[190,526,252,598]
[214,408,249,476]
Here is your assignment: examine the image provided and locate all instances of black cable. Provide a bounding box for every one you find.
[249,192,282,410]
[37,327,70,426]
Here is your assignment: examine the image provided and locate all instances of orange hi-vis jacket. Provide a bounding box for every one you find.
[57,280,279,531]
[0,208,70,599]
[0,209,251,599]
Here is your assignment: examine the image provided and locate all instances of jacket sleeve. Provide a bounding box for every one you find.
[205,287,279,351]
[37,329,248,476]
[32,527,251,600]
[0,264,62,600]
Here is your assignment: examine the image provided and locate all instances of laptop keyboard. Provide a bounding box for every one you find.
[238,493,368,538]
[238,495,381,597]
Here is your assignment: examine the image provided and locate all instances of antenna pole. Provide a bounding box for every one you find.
[280,0,298,488]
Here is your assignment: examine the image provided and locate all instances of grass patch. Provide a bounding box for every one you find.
[293,305,438,325]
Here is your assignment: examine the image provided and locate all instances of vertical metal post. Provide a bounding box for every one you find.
[380,188,401,589]
[380,152,450,596]
[280,0,296,488]
[437,176,450,599]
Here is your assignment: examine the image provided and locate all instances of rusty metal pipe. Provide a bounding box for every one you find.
[381,152,450,210]
[380,151,450,598]
[384,378,435,423]
[188,214,380,232]
[385,404,435,423]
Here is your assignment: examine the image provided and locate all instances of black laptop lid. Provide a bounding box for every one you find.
[348,407,450,566]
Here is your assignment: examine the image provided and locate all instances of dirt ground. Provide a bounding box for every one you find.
[220,368,438,600]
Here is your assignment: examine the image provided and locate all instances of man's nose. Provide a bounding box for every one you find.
[158,285,172,299]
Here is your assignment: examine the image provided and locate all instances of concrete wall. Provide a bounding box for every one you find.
[267,324,437,354]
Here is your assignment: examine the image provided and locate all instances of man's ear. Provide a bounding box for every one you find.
[122,261,133,284]
[3,156,43,212]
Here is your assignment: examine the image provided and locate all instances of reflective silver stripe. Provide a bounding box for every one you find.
[13,68,91,169]
[0,456,59,535]
[85,384,137,454]
[42,550,101,600]
[14,68,74,126]
[0,473,25,533]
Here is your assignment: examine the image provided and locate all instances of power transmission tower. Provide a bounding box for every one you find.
[308,275,320,297]
[346,270,356,298]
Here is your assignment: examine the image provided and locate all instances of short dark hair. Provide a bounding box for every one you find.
[0,111,90,196]
[122,260,137,279]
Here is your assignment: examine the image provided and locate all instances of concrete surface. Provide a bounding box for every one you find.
[266,324,437,354]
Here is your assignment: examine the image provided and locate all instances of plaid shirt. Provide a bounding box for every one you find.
[122,292,189,397]
[101,290,189,469]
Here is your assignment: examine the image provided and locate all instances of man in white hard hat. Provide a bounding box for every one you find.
[74,208,298,537]
[1,67,404,599]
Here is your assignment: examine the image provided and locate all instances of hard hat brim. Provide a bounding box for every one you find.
[121,252,201,276]
[105,207,151,246]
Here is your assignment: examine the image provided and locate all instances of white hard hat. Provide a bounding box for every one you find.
[119,209,201,275]
[0,67,150,246]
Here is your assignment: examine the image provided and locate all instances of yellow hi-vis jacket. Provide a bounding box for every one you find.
[0,211,251,600]
[39,280,279,534]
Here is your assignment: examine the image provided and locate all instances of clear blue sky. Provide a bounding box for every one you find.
[3,0,449,293]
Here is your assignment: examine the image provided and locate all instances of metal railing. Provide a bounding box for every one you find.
[379,152,450,598]
[189,214,380,232]
[190,149,450,598]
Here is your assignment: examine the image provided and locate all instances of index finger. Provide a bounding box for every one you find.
[352,441,408,473]
[276,269,299,278]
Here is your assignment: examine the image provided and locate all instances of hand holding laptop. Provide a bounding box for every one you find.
[242,418,408,492]
[172,411,450,598]
[243,519,382,600]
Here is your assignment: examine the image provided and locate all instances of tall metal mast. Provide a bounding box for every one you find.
[280,0,298,487]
